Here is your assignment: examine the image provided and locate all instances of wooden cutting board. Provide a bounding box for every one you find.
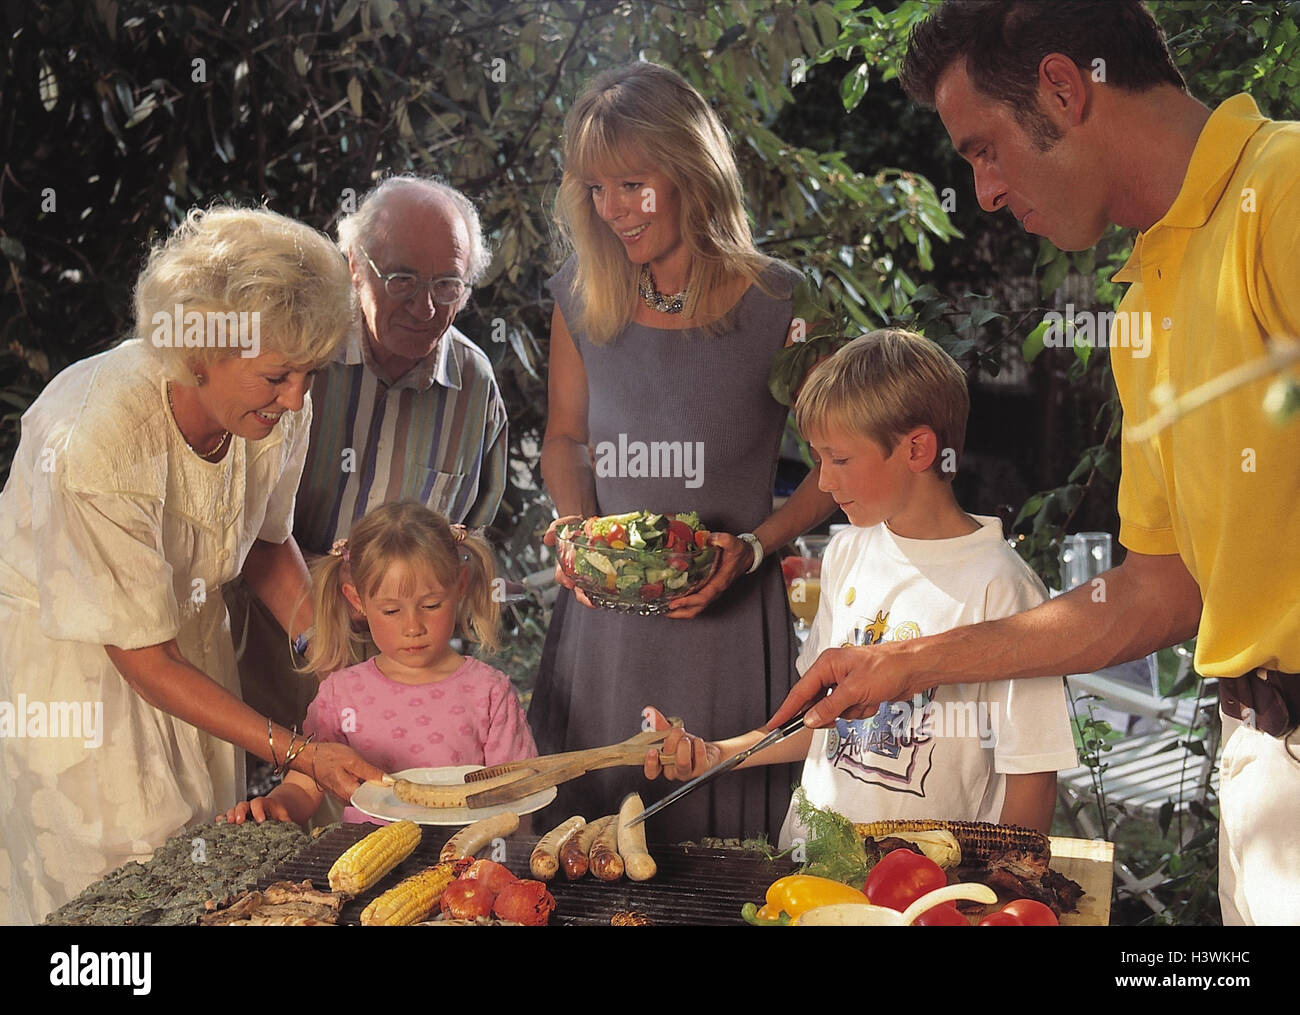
[959,836,1113,926]
[1049,835,1114,926]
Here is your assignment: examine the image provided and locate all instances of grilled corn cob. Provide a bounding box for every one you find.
[854,819,1049,865]
[328,820,421,895]
[360,861,458,926]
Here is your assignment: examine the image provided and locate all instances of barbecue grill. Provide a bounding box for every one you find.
[261,823,800,926]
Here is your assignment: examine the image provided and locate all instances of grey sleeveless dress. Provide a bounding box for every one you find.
[528,255,801,844]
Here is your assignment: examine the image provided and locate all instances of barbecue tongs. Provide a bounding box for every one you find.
[386,721,685,809]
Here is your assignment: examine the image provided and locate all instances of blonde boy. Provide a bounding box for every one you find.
[648,330,1077,840]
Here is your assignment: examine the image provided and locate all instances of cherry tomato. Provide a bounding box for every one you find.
[864,849,947,912]
[978,899,1059,926]
[912,901,969,926]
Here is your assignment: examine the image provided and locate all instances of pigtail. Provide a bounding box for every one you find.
[297,551,363,675]
[456,530,501,655]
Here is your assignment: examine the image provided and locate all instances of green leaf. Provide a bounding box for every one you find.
[714,23,746,53]
[0,236,26,265]
[1022,320,1049,364]
[1067,449,1094,484]
[333,0,361,32]
[1040,254,1069,298]
[1073,333,1093,367]
[1033,238,1061,270]
[839,63,870,112]
[813,2,841,46]
[1183,827,1217,851]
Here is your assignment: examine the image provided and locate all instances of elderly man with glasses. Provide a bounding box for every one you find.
[229,175,508,741]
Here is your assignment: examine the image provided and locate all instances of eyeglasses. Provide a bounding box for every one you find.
[360,248,468,305]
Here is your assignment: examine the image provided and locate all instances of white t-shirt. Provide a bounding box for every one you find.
[778,516,1077,848]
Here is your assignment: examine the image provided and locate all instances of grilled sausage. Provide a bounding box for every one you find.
[530,815,586,881]
[587,815,624,881]
[616,793,657,882]
[439,811,520,862]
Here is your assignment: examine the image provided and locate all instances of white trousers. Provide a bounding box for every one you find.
[1218,711,1300,925]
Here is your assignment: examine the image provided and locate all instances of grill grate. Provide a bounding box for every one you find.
[261,823,799,926]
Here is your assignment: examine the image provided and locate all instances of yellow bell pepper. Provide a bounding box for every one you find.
[764,875,870,919]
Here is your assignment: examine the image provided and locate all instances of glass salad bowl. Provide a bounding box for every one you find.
[554,511,719,615]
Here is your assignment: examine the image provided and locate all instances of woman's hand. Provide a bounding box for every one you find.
[642,706,720,781]
[301,741,385,804]
[223,794,295,824]
[665,532,753,618]
[543,515,598,609]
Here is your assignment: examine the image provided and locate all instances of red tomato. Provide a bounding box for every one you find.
[864,849,948,912]
[912,901,969,926]
[978,899,1059,926]
[667,555,690,571]
[608,523,626,542]
[639,581,664,600]
[666,520,694,547]
[694,529,710,548]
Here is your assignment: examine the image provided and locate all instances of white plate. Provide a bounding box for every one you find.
[350,765,556,826]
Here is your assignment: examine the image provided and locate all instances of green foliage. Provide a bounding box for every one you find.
[792,786,876,886]
[0,0,963,685]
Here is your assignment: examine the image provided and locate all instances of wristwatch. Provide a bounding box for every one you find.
[737,533,764,575]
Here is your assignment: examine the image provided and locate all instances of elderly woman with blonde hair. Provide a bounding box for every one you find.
[532,62,836,843]
[0,206,384,924]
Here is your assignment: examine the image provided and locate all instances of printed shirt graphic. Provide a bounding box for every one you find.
[821,609,939,798]
[778,518,1078,848]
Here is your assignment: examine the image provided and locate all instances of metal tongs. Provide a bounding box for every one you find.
[624,707,815,828]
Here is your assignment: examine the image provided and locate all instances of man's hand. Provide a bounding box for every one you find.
[665,532,752,618]
[769,642,920,729]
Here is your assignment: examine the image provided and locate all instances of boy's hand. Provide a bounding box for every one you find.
[665,532,751,618]
[222,794,295,824]
[642,706,720,781]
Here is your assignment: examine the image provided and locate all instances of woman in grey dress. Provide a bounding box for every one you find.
[530,63,836,843]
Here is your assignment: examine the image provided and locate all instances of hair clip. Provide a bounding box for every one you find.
[330,537,350,562]
[450,524,468,543]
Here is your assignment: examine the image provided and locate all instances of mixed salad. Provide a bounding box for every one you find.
[558,510,716,601]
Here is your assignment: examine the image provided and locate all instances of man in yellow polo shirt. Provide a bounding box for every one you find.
[770,0,1299,925]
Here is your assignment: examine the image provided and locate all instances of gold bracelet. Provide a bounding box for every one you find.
[282,729,316,773]
[267,719,280,772]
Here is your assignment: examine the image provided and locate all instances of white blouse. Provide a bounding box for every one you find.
[0,340,310,924]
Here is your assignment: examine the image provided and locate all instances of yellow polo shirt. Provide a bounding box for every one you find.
[1111,94,1300,677]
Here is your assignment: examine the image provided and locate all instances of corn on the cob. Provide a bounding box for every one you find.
[328,820,421,895]
[360,861,458,926]
[854,819,1049,864]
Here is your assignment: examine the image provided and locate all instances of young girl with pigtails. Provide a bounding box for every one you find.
[225,501,537,826]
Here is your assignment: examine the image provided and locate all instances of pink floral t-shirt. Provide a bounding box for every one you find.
[304,656,538,824]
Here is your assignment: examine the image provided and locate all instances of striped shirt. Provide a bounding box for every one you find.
[293,321,508,553]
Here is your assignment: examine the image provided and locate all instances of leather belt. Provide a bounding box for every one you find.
[1220,668,1300,738]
